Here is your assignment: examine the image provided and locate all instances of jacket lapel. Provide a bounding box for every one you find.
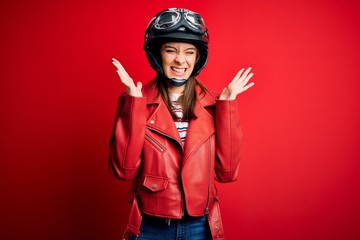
[146,101,183,145]
[182,90,216,166]
[143,80,182,146]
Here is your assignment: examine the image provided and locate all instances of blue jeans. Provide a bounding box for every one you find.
[130,214,212,240]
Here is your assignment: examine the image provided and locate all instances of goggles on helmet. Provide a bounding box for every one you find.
[153,8,207,34]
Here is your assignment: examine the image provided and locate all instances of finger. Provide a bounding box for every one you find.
[233,68,245,82]
[233,67,252,85]
[118,65,130,78]
[234,67,254,85]
[241,67,252,79]
[241,82,255,92]
[116,70,126,82]
[228,68,245,87]
[116,69,130,82]
[136,81,143,90]
[231,72,254,91]
[239,72,254,87]
[112,59,123,71]
[113,61,130,78]
[112,58,122,68]
[235,68,245,79]
[112,59,128,75]
[112,61,122,71]
[116,71,135,88]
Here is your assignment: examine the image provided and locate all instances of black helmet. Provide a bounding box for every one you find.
[144,8,209,78]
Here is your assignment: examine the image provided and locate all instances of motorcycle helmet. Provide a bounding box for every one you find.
[144,8,209,85]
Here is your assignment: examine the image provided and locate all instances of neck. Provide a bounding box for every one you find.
[167,85,185,94]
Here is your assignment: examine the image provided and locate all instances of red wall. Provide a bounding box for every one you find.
[1,0,359,239]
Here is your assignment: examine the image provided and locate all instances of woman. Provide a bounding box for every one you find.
[109,8,254,240]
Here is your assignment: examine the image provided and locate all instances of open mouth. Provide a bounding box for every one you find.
[171,67,187,74]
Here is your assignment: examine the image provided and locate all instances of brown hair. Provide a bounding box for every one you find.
[155,77,207,120]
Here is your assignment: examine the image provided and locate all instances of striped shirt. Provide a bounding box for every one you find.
[169,93,189,146]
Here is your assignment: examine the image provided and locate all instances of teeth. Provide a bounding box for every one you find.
[171,67,186,73]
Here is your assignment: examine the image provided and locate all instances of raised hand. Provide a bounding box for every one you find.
[112,58,143,97]
[219,67,254,100]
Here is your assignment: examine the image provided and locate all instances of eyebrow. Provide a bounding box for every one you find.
[163,45,196,51]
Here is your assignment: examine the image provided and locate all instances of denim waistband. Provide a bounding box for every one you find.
[142,213,208,226]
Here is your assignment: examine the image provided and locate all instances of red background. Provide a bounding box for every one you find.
[1,0,359,239]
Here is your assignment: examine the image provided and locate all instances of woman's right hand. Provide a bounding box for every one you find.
[112,58,143,97]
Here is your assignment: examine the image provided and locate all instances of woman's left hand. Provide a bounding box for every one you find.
[219,67,255,100]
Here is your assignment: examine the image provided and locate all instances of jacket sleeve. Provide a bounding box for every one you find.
[214,99,243,182]
[108,93,147,181]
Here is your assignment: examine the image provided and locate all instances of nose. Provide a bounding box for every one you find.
[174,52,186,64]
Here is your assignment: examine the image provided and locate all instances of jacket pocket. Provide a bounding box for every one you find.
[143,175,169,192]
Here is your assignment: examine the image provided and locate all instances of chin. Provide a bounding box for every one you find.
[166,73,192,80]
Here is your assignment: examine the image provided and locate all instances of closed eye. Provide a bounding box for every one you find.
[165,49,176,53]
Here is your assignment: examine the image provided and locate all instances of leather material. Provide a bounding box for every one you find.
[109,79,243,239]
[208,196,224,240]
[124,196,142,239]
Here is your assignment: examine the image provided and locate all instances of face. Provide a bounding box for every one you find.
[160,42,198,80]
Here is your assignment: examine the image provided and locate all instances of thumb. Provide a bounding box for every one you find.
[136,81,143,90]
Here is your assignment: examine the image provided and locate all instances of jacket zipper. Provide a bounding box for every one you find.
[205,138,211,214]
[147,127,184,151]
[145,134,164,152]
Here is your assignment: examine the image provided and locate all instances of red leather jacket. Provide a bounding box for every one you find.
[109,79,243,239]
